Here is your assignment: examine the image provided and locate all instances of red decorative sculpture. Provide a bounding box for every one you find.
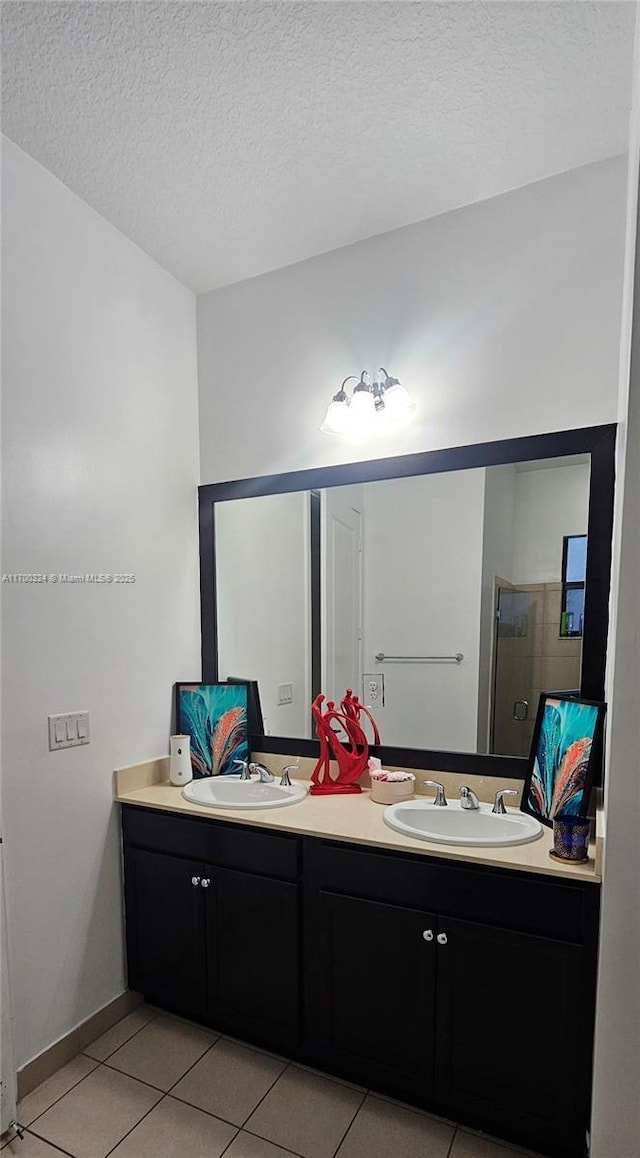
[310,689,380,795]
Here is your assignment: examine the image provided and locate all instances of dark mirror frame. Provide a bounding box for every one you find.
[199,424,616,781]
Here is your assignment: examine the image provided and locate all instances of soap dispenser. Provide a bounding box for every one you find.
[169,735,192,786]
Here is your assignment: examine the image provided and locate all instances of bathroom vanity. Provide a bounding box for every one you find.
[116,423,614,1158]
[118,776,600,1158]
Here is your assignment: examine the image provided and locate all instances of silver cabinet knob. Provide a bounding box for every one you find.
[422,929,434,942]
[437,933,448,945]
[191,876,201,886]
[201,878,211,888]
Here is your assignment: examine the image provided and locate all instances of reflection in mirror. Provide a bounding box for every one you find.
[214,455,590,757]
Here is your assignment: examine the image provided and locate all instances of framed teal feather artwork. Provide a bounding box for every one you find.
[521,694,606,827]
[175,682,249,778]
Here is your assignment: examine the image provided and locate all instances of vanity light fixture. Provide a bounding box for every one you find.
[320,376,358,435]
[320,368,416,436]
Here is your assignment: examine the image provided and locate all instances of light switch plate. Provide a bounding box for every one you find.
[48,712,90,750]
[363,674,385,707]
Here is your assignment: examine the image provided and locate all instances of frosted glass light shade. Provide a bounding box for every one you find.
[320,397,352,434]
[349,388,377,430]
[383,381,416,416]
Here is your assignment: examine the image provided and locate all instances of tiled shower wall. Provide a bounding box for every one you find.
[511,582,582,750]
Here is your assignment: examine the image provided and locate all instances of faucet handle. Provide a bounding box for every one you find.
[280,763,298,787]
[492,788,518,815]
[233,759,252,781]
[460,785,480,810]
[424,780,448,807]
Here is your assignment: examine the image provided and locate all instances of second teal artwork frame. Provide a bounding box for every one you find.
[521,694,606,827]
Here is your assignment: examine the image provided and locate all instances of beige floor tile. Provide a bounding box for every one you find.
[106,1014,216,1091]
[1,1131,71,1157]
[83,1005,157,1061]
[372,1089,455,1125]
[171,1038,286,1127]
[150,1008,216,1034]
[451,1129,543,1158]
[109,1095,237,1157]
[227,1133,300,1158]
[18,1054,99,1126]
[30,1066,161,1158]
[336,1094,454,1158]
[220,1034,287,1063]
[292,1060,366,1093]
[245,1064,364,1158]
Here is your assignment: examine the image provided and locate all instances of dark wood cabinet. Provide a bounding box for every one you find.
[306,891,436,1096]
[124,847,207,1019]
[434,916,587,1155]
[122,811,301,1049]
[205,866,299,1048]
[121,806,599,1158]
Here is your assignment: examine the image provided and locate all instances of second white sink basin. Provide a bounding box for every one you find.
[383,800,541,847]
[182,776,307,810]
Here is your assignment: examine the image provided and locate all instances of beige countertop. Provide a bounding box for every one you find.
[114,756,602,883]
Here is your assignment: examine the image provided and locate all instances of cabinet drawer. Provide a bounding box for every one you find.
[305,837,592,943]
[121,806,299,880]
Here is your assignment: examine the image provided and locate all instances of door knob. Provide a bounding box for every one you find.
[422,929,434,941]
[437,933,448,945]
[201,878,211,888]
[512,700,529,722]
[191,876,201,886]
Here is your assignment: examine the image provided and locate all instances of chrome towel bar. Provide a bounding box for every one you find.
[374,652,464,664]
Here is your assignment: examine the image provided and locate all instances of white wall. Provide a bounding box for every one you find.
[590,41,640,1152]
[591,245,640,1156]
[511,463,590,584]
[1,138,201,1069]
[361,471,485,751]
[197,157,627,484]
[215,492,311,736]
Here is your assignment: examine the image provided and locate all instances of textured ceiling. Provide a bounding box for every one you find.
[1,1,635,293]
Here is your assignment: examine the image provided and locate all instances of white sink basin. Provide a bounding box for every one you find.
[383,800,541,847]
[182,776,307,810]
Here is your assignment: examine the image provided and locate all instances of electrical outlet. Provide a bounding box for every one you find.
[277,682,293,706]
[363,674,384,707]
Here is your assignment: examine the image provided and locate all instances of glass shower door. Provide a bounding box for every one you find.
[491,587,536,757]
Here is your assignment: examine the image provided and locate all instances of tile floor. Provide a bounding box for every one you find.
[2,1006,544,1158]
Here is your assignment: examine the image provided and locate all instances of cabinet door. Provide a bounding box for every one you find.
[204,866,299,1050]
[307,891,436,1096]
[124,847,207,1018]
[435,916,586,1156]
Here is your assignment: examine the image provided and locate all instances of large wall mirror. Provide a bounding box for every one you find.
[199,426,615,777]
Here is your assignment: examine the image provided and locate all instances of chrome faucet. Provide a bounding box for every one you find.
[249,761,275,783]
[280,763,298,787]
[424,780,448,806]
[459,785,480,810]
[492,788,518,814]
[233,759,252,781]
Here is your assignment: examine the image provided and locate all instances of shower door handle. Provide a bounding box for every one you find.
[512,700,529,722]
